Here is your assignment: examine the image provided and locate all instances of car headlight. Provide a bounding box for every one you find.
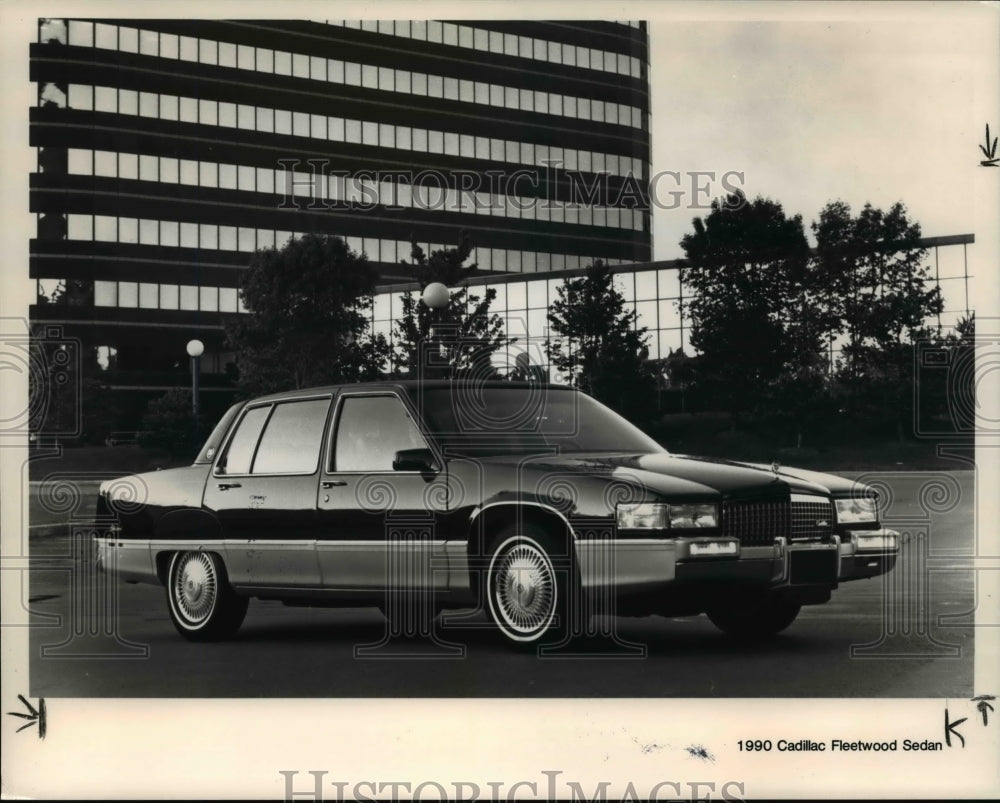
[835,497,879,524]
[616,502,718,530]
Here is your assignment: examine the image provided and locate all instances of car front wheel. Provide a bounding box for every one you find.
[485,527,573,645]
[166,551,248,641]
[707,594,801,641]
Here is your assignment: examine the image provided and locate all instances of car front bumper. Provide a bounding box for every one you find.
[574,529,900,595]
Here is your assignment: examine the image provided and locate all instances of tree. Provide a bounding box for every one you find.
[813,201,943,441]
[546,261,657,422]
[226,233,389,395]
[813,200,942,361]
[392,235,512,379]
[36,279,93,306]
[137,388,205,460]
[679,192,832,425]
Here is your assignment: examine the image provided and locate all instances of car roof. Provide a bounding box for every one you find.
[248,379,573,404]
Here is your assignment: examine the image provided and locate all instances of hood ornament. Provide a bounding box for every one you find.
[770,460,781,475]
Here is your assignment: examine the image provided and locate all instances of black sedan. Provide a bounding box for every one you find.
[95,381,898,646]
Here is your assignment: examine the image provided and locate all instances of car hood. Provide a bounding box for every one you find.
[482,451,860,501]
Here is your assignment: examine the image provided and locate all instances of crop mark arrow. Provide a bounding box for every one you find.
[972,694,996,726]
[7,694,46,739]
[980,123,998,166]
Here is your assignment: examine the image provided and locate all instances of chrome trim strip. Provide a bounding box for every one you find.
[313,540,448,547]
[790,493,830,504]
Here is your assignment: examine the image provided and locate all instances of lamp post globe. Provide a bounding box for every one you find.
[185,339,204,446]
[421,282,450,310]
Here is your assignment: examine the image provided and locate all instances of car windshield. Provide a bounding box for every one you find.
[410,386,666,456]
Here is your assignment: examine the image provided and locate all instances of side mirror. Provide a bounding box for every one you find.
[392,448,438,473]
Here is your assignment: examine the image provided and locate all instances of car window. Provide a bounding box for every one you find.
[333,395,428,472]
[252,398,330,475]
[219,405,270,474]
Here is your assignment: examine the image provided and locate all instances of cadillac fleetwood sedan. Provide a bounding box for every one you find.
[95,381,899,646]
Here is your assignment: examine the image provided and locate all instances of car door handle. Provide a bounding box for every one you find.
[321,480,347,488]
[216,482,242,490]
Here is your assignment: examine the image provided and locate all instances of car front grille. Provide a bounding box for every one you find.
[722,497,834,546]
[789,498,835,542]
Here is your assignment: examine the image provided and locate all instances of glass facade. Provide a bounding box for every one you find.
[30,18,652,382]
[365,239,975,377]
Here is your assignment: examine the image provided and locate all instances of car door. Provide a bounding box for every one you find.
[203,395,331,590]
[315,391,447,592]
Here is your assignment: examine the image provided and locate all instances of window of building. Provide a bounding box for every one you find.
[69,20,94,47]
[138,282,158,309]
[256,106,274,132]
[139,218,158,245]
[93,23,116,50]
[118,281,138,307]
[67,214,92,240]
[293,111,310,137]
[237,227,256,252]
[94,215,116,242]
[218,226,237,251]
[94,280,117,307]
[199,223,217,250]
[118,218,138,243]
[118,26,138,53]
[161,220,179,247]
[179,284,198,310]
[160,284,179,309]
[220,287,239,312]
[200,285,219,311]
[66,84,92,110]
[117,89,137,116]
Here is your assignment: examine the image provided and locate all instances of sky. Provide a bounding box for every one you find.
[647,4,999,263]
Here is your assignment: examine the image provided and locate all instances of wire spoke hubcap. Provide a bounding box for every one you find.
[173,553,218,625]
[493,543,556,636]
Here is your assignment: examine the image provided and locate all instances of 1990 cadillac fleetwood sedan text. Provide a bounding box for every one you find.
[95,381,899,646]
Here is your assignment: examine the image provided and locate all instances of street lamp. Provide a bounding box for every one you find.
[421,282,450,313]
[420,282,450,378]
[186,339,204,444]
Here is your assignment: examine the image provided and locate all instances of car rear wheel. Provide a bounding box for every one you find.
[166,551,248,641]
[707,594,801,641]
[485,526,574,645]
